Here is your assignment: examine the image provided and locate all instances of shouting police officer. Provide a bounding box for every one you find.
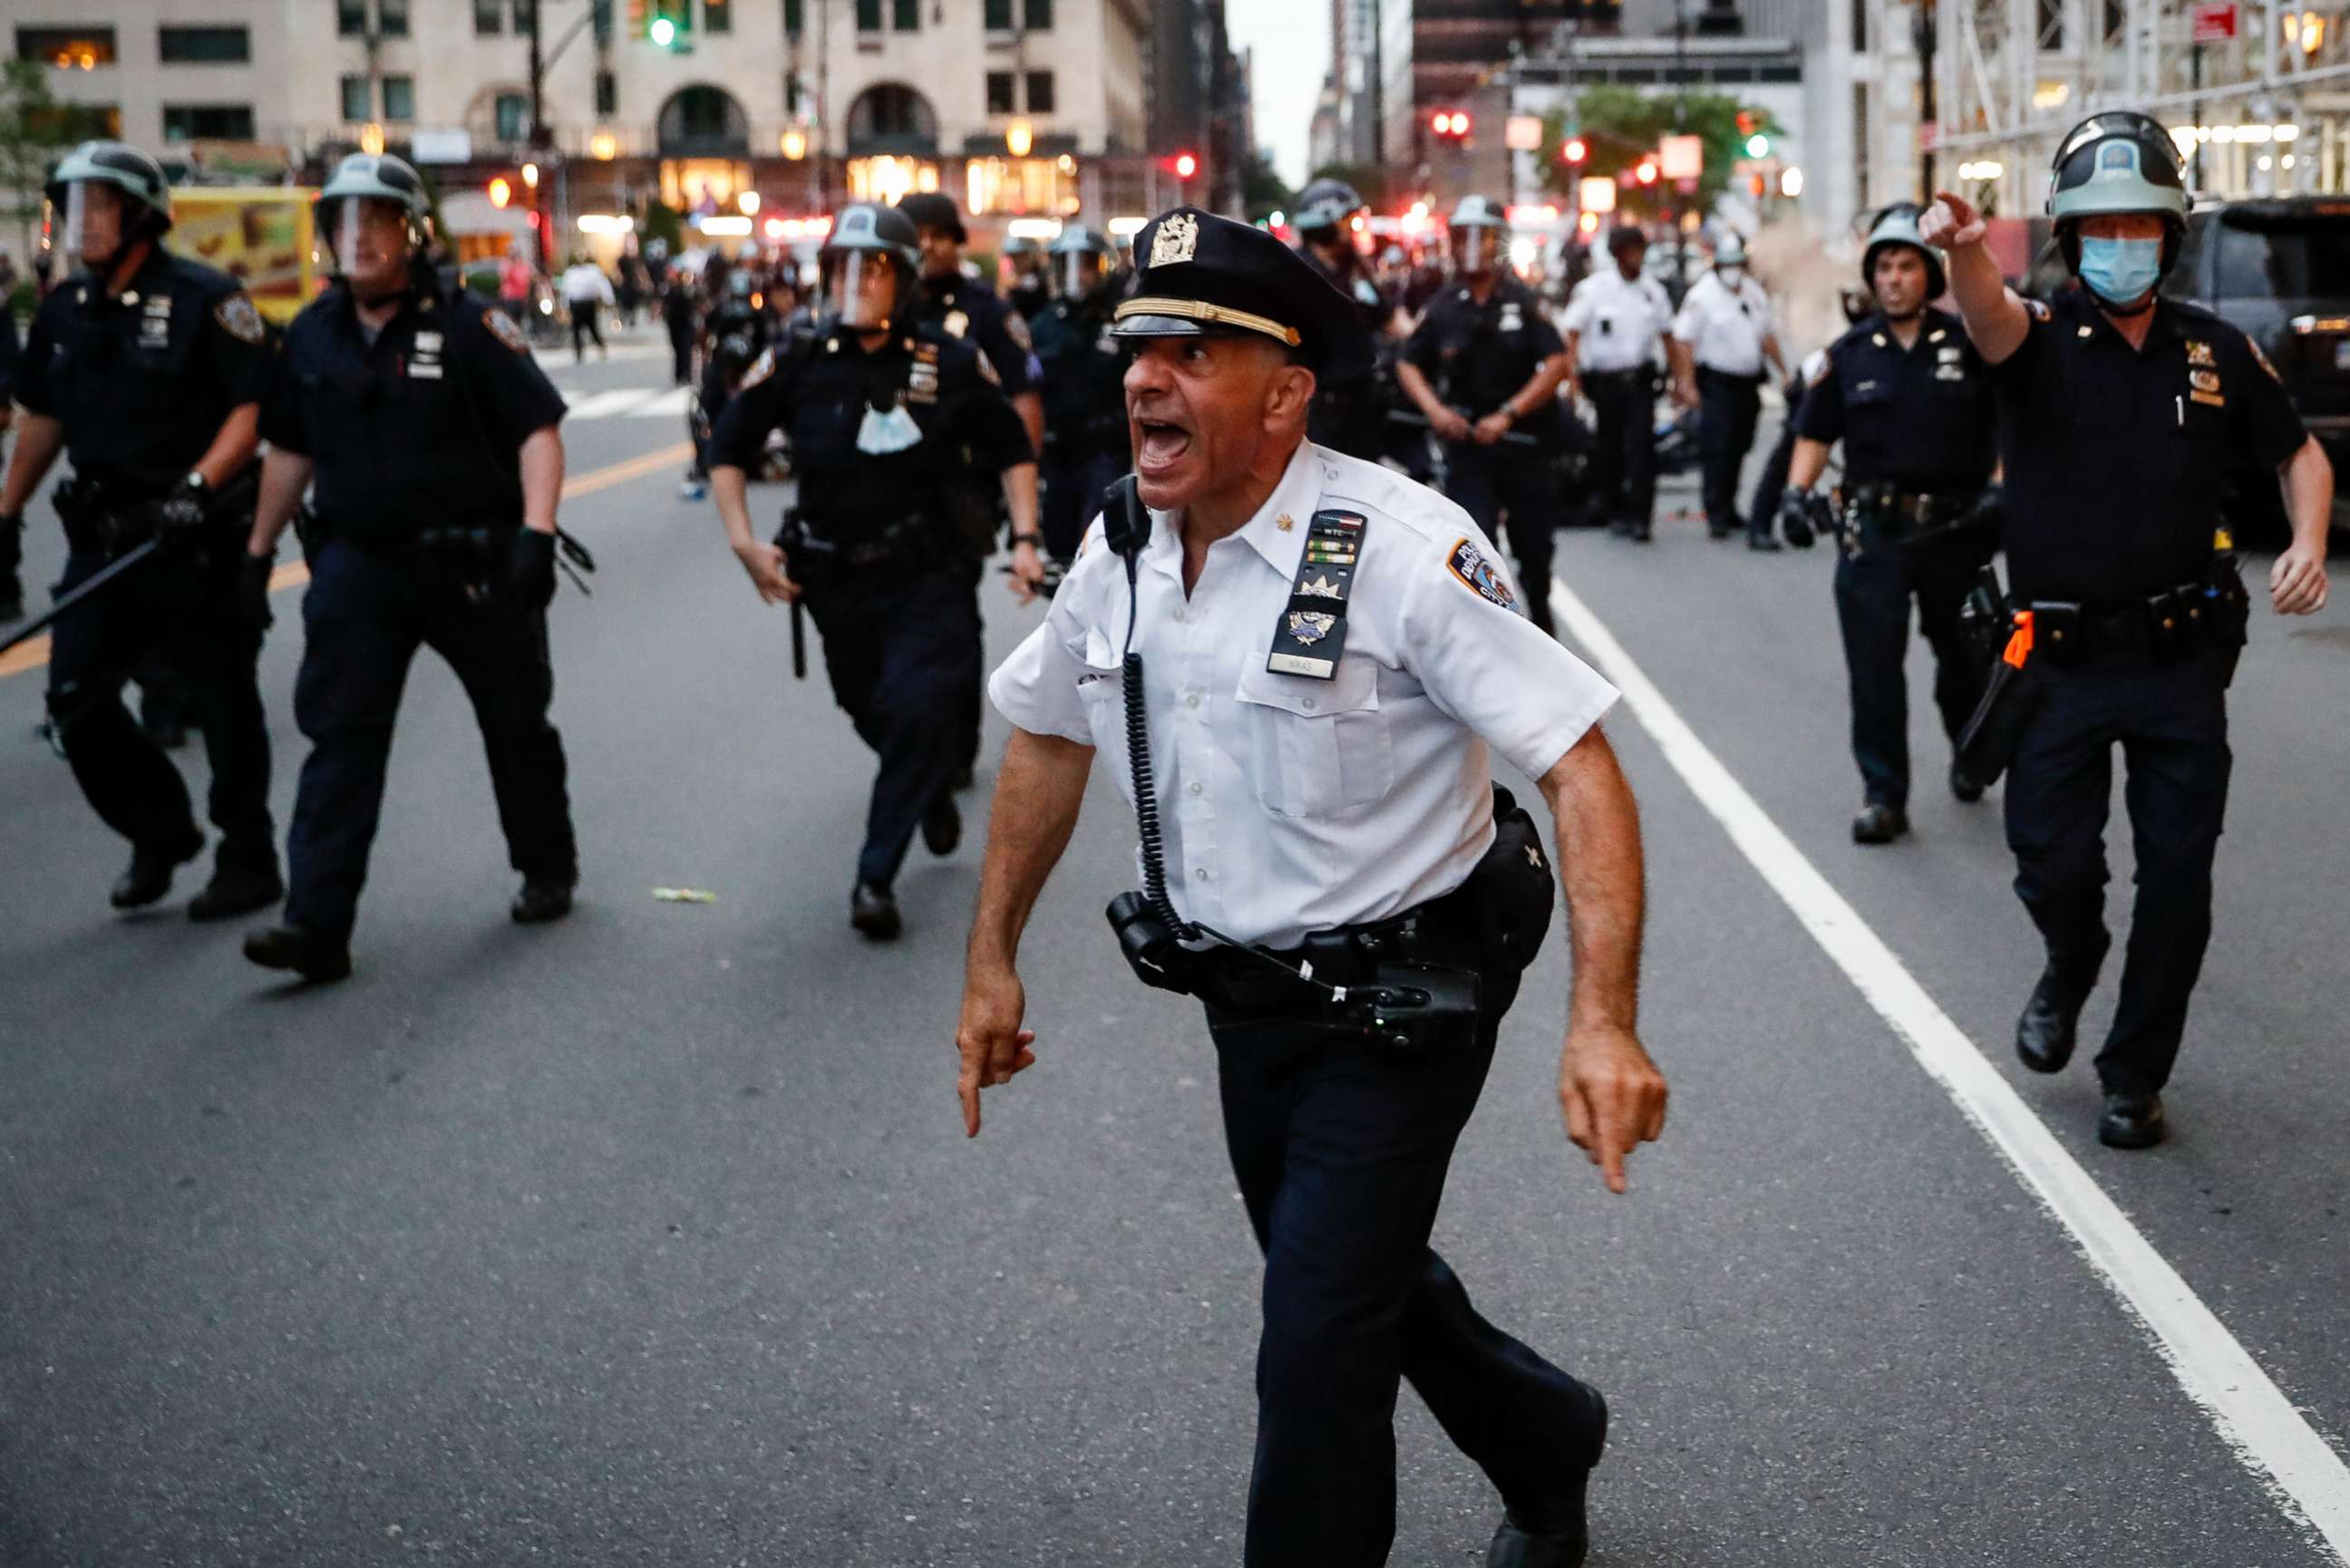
[1291,177,1401,461]
[958,207,1667,1568]
[1782,204,2001,845]
[707,203,1043,940]
[1028,223,1130,565]
[1561,225,1680,541]
[240,153,580,982]
[1925,111,2331,1148]
[1397,195,1571,634]
[0,140,281,919]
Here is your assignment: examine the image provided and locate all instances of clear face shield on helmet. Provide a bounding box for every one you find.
[1059,250,1106,300]
[1453,225,1495,274]
[823,250,901,330]
[53,180,122,278]
[332,196,414,291]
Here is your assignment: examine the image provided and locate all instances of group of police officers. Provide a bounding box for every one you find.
[0,108,2333,1566]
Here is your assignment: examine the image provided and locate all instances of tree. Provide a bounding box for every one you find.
[1240,151,1292,223]
[1538,85,1778,222]
[0,59,109,266]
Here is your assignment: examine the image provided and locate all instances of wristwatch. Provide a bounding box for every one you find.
[182,471,209,500]
[1010,530,1045,549]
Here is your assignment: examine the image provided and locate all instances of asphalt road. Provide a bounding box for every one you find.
[4,332,2345,1566]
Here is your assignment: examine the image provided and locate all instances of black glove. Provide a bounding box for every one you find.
[235,550,275,632]
[157,481,211,549]
[507,528,558,610]
[1777,487,1821,550]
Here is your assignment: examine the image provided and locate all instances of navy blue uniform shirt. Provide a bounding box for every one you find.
[1795,308,1998,495]
[1403,276,1566,433]
[1989,286,2306,605]
[707,322,1033,531]
[915,275,1040,397]
[261,264,566,543]
[16,247,269,492]
[1027,295,1128,460]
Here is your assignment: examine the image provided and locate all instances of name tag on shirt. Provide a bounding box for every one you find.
[408,329,444,380]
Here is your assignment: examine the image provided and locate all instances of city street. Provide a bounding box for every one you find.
[3,335,2346,1566]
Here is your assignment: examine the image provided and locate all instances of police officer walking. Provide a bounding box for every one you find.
[1781,204,2001,845]
[1397,196,1571,634]
[1027,223,1130,564]
[706,204,1044,940]
[1669,233,1788,544]
[0,140,281,919]
[958,207,1667,1568]
[0,286,22,620]
[239,153,580,982]
[1924,111,2331,1147]
[1291,177,1401,461]
[1561,226,1681,541]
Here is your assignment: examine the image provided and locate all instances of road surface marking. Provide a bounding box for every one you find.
[564,388,661,421]
[0,442,690,683]
[623,386,692,419]
[1549,575,2350,1563]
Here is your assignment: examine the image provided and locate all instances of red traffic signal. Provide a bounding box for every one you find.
[1561,136,1588,165]
[1173,150,1199,180]
[1429,110,1471,140]
[1634,159,1658,186]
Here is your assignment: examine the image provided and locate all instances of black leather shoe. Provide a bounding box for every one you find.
[2015,967,2090,1074]
[1488,1382,1607,1568]
[1949,763,1986,803]
[1746,533,1782,552]
[2099,1090,2166,1149]
[922,792,962,857]
[187,855,284,923]
[1782,511,1817,548]
[510,876,575,924]
[850,880,901,940]
[1850,802,1909,845]
[242,923,353,983]
[111,830,205,910]
[145,715,189,750]
[1630,521,1654,543]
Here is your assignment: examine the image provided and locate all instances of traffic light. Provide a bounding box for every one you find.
[646,0,690,48]
[1429,110,1471,140]
[627,0,647,35]
[1744,131,1771,159]
[1634,158,1658,186]
[1173,150,1199,181]
[1561,135,1588,165]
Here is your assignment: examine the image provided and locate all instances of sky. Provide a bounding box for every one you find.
[1222,1,1331,190]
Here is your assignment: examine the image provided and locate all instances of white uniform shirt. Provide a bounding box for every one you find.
[1672,269,1774,376]
[1560,267,1675,373]
[988,441,1619,949]
[560,263,616,305]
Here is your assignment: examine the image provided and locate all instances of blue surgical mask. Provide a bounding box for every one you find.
[2078,236,2162,307]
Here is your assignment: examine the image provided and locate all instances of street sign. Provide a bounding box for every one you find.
[1505,115,1544,152]
[2191,1,2238,42]
[1659,134,1704,180]
[1579,176,1618,214]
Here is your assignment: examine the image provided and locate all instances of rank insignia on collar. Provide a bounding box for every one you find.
[1151,211,1199,266]
[1446,537,1517,611]
[1276,512,1295,531]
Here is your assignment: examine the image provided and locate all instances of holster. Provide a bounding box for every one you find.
[408,522,516,597]
[1955,613,2046,789]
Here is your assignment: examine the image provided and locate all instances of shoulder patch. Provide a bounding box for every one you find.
[1445,537,1517,611]
[485,309,530,353]
[213,293,266,345]
[1004,311,1034,352]
[975,349,1001,388]
[2247,334,2284,383]
[2024,298,2051,322]
[737,347,777,391]
[1808,350,1832,387]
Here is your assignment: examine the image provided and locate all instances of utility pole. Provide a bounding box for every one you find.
[1672,0,1688,295]
[1914,0,1938,199]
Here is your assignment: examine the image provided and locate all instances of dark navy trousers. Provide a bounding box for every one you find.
[2005,644,2235,1096]
[1832,536,1989,808]
[1208,963,1594,1567]
[286,537,576,940]
[1445,444,1558,605]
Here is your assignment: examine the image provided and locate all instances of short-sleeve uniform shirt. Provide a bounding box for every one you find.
[1671,269,1773,376]
[988,441,1620,948]
[1794,308,1998,494]
[1559,267,1675,373]
[17,247,270,490]
[1988,288,2306,604]
[1403,276,1568,432]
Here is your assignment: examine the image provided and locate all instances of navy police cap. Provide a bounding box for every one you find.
[1111,207,1373,380]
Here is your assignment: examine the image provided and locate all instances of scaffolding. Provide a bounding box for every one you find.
[1932,0,2350,210]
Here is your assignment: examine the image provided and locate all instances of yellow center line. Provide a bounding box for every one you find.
[0,440,692,683]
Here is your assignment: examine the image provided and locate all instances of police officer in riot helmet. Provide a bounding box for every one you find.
[1290,177,1400,460]
[1028,223,1130,563]
[705,202,1043,940]
[1782,201,2001,846]
[1398,195,1571,634]
[1004,230,1052,322]
[1924,111,2331,1148]
[241,152,581,982]
[0,139,282,919]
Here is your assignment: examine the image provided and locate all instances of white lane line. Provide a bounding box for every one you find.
[1549,576,2350,1562]
[624,386,692,419]
[564,388,662,421]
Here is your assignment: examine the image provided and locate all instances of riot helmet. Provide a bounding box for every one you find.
[316,152,431,300]
[45,140,173,276]
[2045,110,2190,306]
[1860,202,1946,313]
[1449,194,1509,276]
[1293,178,1364,240]
[1049,222,1114,303]
[821,202,920,331]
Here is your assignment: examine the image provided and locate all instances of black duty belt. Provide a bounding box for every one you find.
[1581,366,1658,383]
[1190,890,1478,1015]
[2031,566,2249,669]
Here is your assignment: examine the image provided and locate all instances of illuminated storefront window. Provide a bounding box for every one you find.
[660,159,753,211]
[847,156,940,205]
[965,157,1078,216]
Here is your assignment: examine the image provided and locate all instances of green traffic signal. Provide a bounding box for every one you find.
[649,14,675,43]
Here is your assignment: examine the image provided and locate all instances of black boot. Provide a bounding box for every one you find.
[850,880,901,940]
[1488,1381,1607,1568]
[243,923,353,983]
[2015,966,2093,1074]
[1850,802,1909,846]
[921,792,962,857]
[188,847,285,923]
[111,830,206,910]
[1949,762,1986,803]
[2099,1090,2166,1149]
[510,876,576,924]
